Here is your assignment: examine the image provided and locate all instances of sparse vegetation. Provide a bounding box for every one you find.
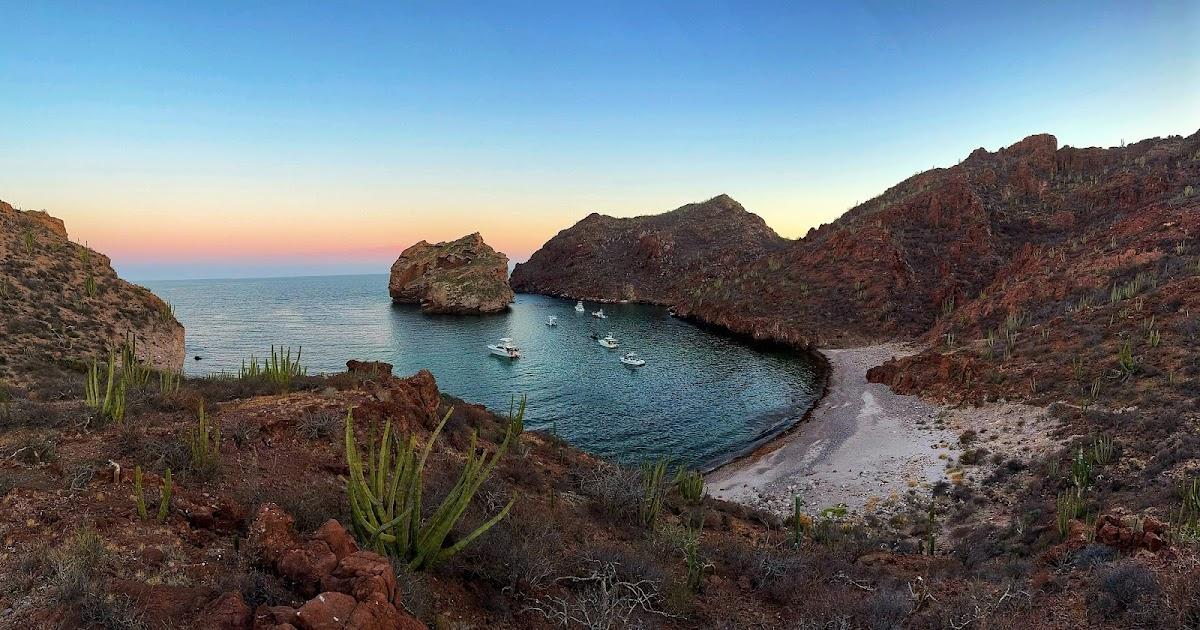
[187,403,221,476]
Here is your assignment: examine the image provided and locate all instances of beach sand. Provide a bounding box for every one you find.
[707,343,955,516]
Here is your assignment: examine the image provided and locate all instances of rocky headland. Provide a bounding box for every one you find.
[0,200,185,390]
[389,232,514,314]
[510,194,785,304]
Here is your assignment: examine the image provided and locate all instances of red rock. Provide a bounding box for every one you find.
[254,604,300,629]
[248,503,301,566]
[279,539,339,596]
[314,520,359,561]
[320,551,397,604]
[295,592,358,629]
[198,592,253,630]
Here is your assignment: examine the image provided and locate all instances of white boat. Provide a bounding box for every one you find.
[487,337,521,359]
[592,309,607,319]
[575,301,585,313]
[620,352,646,367]
[598,333,619,349]
[546,316,558,327]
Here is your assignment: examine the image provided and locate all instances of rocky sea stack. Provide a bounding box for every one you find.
[388,232,514,314]
[0,199,185,388]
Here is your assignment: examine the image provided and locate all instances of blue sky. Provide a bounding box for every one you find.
[1,1,1196,279]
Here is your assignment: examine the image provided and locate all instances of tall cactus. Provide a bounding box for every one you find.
[345,398,522,571]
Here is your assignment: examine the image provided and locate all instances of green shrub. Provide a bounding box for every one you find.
[345,402,520,571]
[639,457,670,528]
[187,403,221,476]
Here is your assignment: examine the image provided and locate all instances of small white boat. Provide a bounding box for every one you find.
[620,352,646,367]
[598,333,619,349]
[546,316,557,327]
[487,337,521,359]
[575,301,585,313]
[592,309,607,319]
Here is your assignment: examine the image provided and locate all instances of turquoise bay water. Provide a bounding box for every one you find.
[145,274,820,470]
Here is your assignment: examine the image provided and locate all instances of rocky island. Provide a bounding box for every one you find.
[388,232,514,314]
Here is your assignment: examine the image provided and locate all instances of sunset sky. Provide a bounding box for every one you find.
[2,1,1197,280]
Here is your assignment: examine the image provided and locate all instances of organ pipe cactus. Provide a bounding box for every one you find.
[344,399,522,571]
[134,466,148,520]
[85,352,126,424]
[158,469,173,523]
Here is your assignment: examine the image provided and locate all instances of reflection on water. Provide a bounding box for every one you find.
[146,274,820,469]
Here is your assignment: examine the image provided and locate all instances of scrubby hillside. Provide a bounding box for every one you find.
[5,362,1196,628]
[0,200,185,391]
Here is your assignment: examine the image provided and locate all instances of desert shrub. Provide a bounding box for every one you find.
[959,447,989,465]
[49,527,109,604]
[224,417,262,448]
[577,462,641,523]
[276,480,347,534]
[1088,560,1160,622]
[863,584,914,630]
[3,398,73,429]
[1072,544,1117,569]
[13,434,56,466]
[457,503,564,593]
[296,408,340,440]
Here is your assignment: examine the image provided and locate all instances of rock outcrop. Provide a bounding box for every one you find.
[388,233,513,314]
[510,194,785,304]
[0,200,185,388]
[224,503,426,629]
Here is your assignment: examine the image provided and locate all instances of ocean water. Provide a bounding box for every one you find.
[144,274,821,470]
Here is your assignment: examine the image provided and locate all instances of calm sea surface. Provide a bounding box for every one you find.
[144,274,820,470]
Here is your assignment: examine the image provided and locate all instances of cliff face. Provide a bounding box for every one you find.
[388,232,514,314]
[510,194,786,304]
[0,200,185,388]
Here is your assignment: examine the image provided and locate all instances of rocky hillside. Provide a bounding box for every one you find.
[0,200,184,390]
[9,362,1194,629]
[389,233,514,314]
[510,194,786,304]
[674,132,1200,347]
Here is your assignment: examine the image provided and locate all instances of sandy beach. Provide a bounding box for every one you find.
[707,343,953,515]
[708,343,1059,517]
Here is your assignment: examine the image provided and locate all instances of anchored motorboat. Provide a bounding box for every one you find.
[575,301,585,313]
[487,337,521,359]
[620,352,646,367]
[546,316,558,327]
[592,309,607,319]
[598,333,619,349]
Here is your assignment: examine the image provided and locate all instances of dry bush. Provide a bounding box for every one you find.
[1087,560,1161,623]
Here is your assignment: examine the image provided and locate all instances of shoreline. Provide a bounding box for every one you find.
[705,343,956,515]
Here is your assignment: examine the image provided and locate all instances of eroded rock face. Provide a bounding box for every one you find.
[388,233,513,314]
[0,200,185,388]
[510,194,785,304]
